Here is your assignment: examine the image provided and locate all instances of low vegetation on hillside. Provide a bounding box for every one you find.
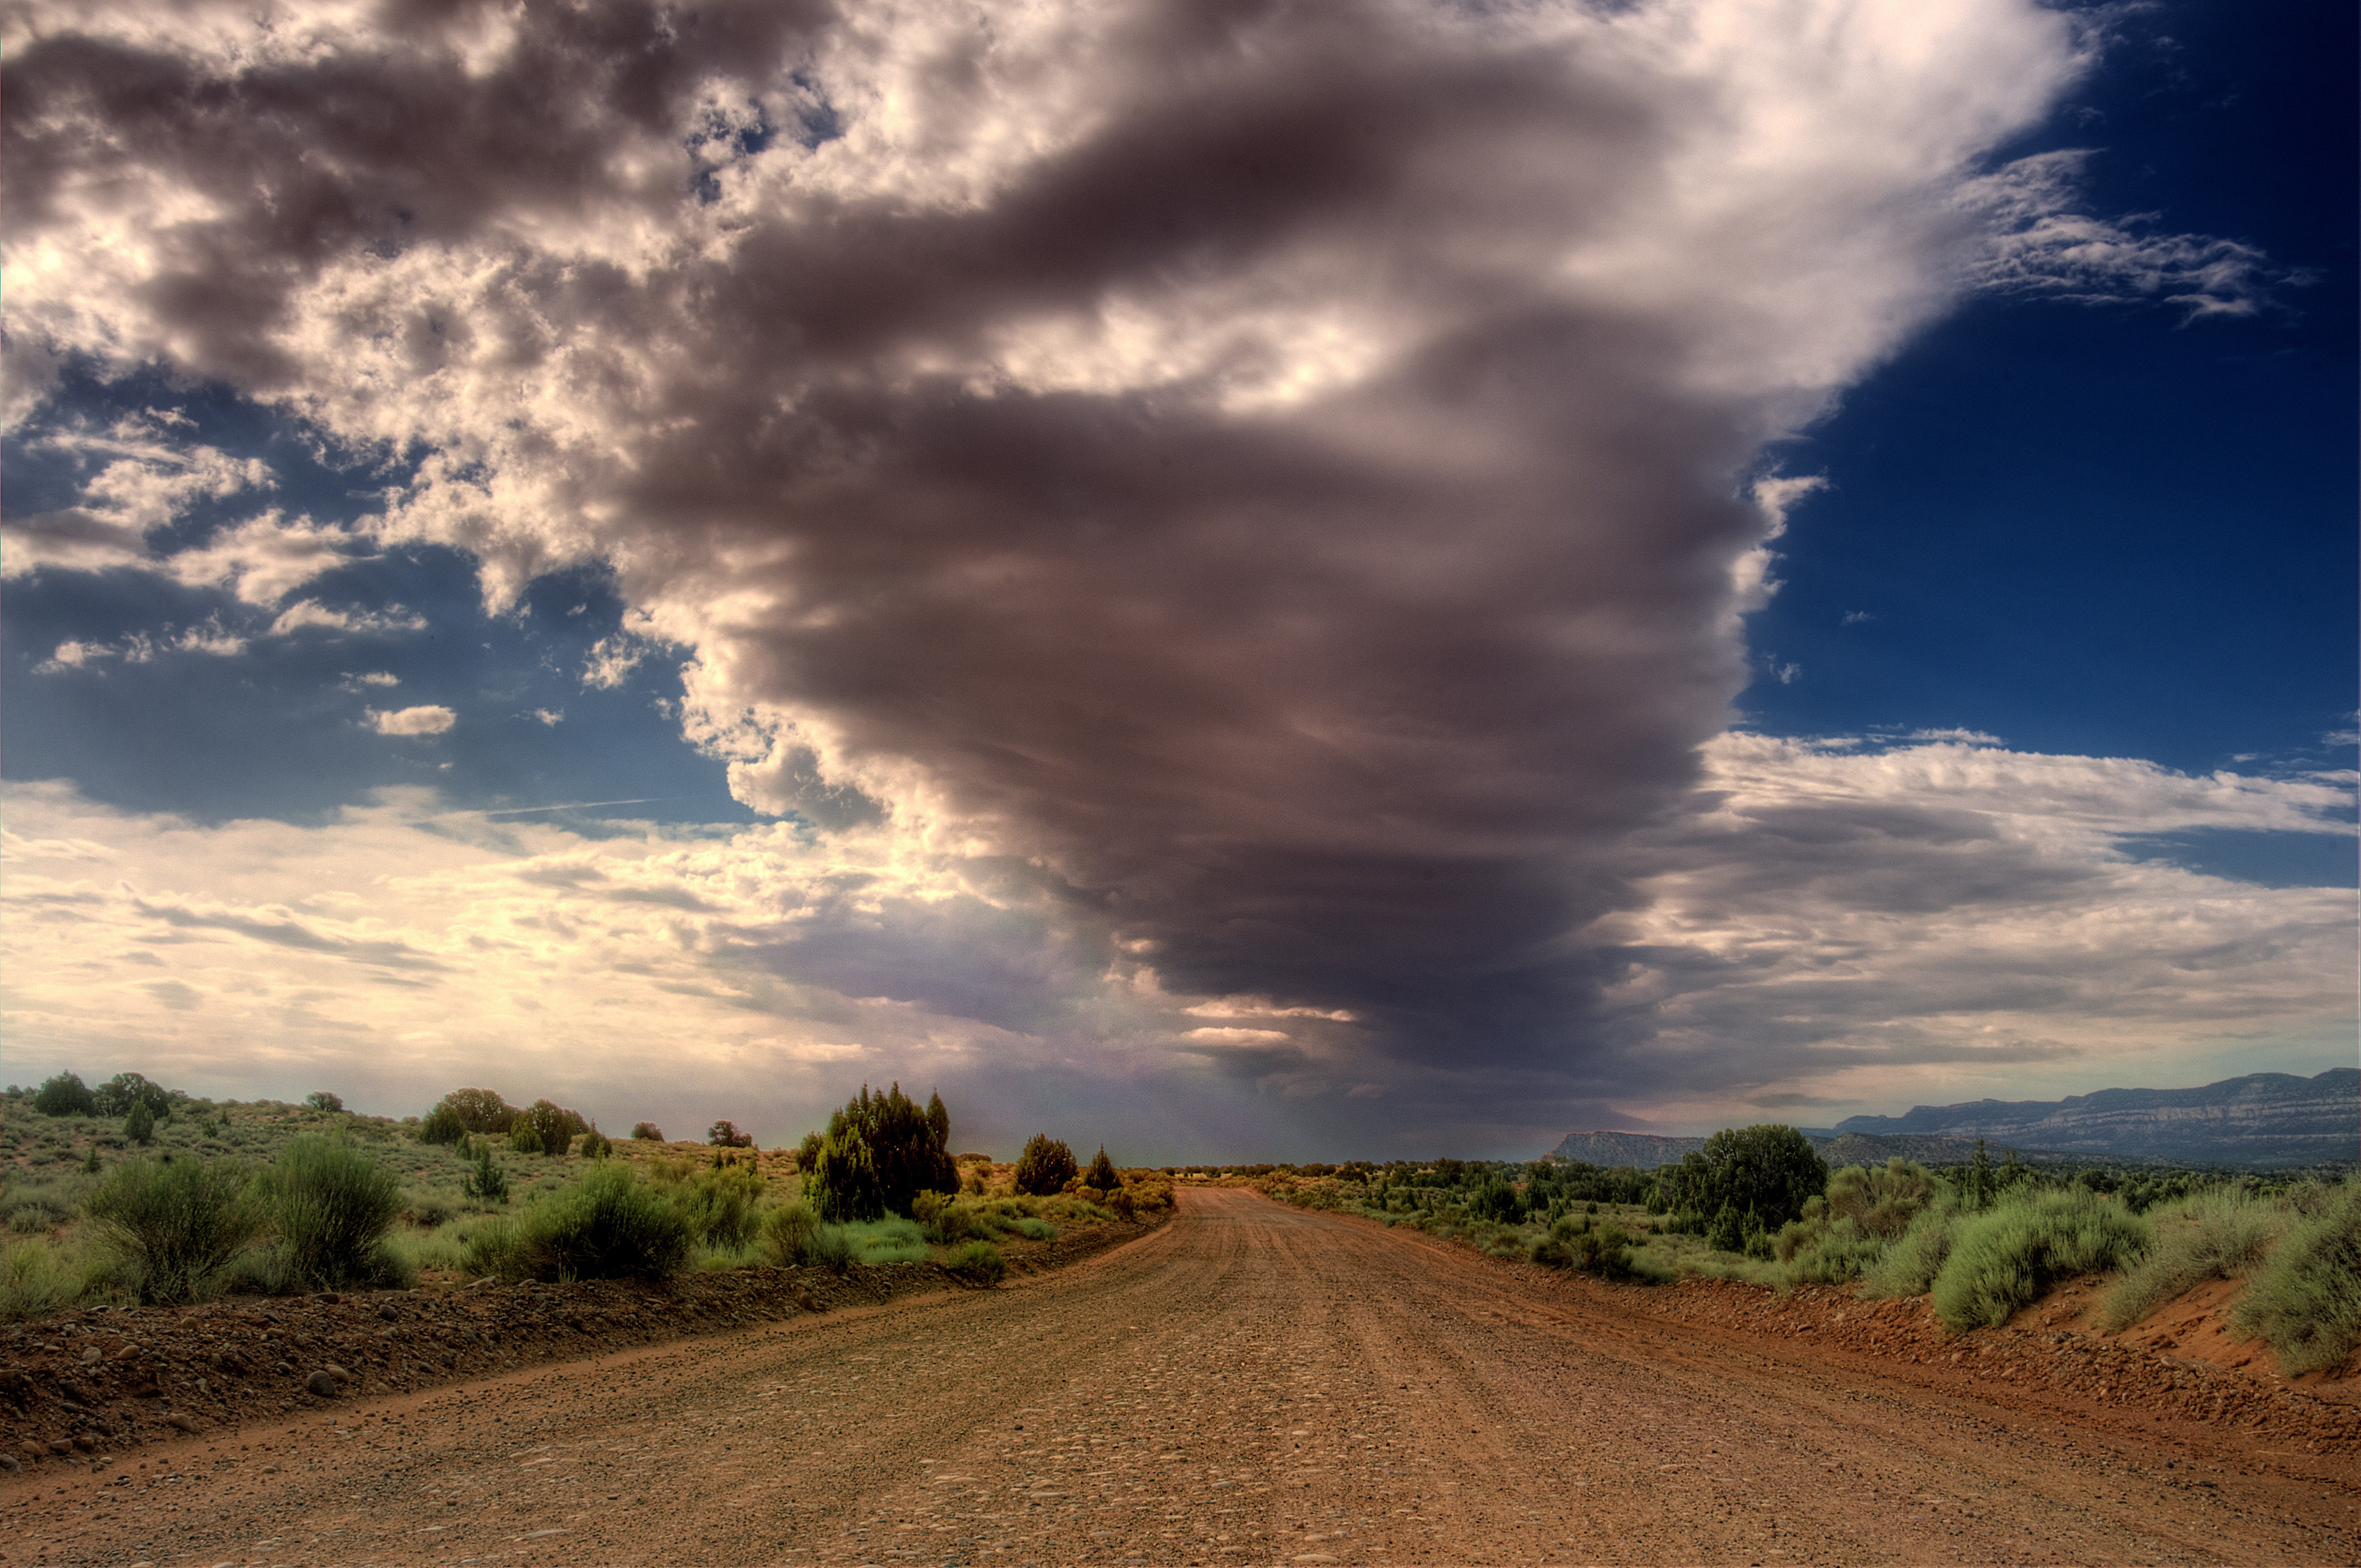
[1214,1135,2359,1378]
[0,1072,1169,1317]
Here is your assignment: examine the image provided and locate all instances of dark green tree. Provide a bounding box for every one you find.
[1085,1146,1120,1192]
[1968,1137,1995,1209]
[517,1098,589,1155]
[461,1137,511,1204]
[418,1103,467,1145]
[807,1084,958,1222]
[435,1087,519,1134]
[94,1072,177,1119]
[34,1071,96,1117]
[1658,1125,1829,1232]
[123,1098,156,1146]
[1013,1133,1079,1196]
[304,1090,345,1114]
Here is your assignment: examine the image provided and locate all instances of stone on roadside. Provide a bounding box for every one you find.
[306,1369,340,1398]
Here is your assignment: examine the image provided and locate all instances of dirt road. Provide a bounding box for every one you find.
[4,1188,2351,1565]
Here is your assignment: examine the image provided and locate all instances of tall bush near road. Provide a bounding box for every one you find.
[1656,1125,1827,1232]
[807,1084,957,1221]
[479,1162,694,1282]
[263,1134,406,1291]
[84,1154,268,1305]
[1014,1134,1079,1197]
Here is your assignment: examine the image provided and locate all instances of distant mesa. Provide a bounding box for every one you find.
[1827,1068,2358,1170]
[1549,1069,2357,1171]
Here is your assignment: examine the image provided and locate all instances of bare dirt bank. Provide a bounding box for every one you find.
[2,1187,2352,1566]
[0,1215,1161,1468]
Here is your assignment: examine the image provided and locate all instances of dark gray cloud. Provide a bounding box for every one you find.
[28,0,2280,1147]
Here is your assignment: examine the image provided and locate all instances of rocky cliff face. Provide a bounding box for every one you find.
[1829,1069,2357,1169]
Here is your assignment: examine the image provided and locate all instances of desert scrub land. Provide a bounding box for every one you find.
[1221,1134,2361,1385]
[0,1075,1171,1319]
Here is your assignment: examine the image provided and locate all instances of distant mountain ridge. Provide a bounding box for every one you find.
[1548,1069,2357,1172]
[1830,1069,2357,1169]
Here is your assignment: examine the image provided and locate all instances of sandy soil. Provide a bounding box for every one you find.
[2,1186,2353,1566]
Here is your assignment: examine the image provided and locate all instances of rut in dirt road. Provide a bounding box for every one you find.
[5,1186,2351,1566]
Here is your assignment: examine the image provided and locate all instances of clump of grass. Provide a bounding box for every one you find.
[946,1239,1006,1286]
[2232,1182,2361,1376]
[83,1154,269,1305]
[842,1216,929,1265]
[2100,1186,2283,1332]
[762,1203,857,1269]
[1930,1189,2149,1331]
[1009,1216,1056,1242]
[0,1239,83,1318]
[263,1135,407,1291]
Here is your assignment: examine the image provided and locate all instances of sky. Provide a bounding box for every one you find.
[2,0,2353,1161]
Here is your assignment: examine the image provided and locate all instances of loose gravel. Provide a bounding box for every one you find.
[2,1188,2352,1566]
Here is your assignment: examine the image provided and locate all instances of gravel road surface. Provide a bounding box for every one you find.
[4,1186,2351,1566]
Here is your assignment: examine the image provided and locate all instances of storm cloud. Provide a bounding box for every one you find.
[7,0,2333,1146]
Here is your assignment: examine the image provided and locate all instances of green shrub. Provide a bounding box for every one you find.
[417,1104,466,1145]
[516,1099,587,1156]
[1863,1204,1959,1297]
[123,1100,156,1146]
[34,1072,96,1118]
[678,1163,766,1249]
[1014,1134,1079,1197]
[630,1121,664,1141]
[947,1239,1007,1284]
[913,1190,987,1244]
[502,1163,693,1282]
[2232,1182,2361,1375]
[579,1125,614,1161]
[1706,1204,1745,1254]
[1084,1146,1120,1192]
[1773,1212,1884,1286]
[2101,1186,2283,1332]
[762,1202,822,1266]
[510,1123,543,1156]
[461,1139,510,1204]
[405,1191,458,1228]
[1930,1189,2150,1331]
[1532,1216,1636,1278]
[1827,1159,1939,1241]
[434,1087,520,1135]
[84,1154,269,1305]
[262,1135,406,1291]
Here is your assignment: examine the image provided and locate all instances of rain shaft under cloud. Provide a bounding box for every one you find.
[3,0,2346,1151]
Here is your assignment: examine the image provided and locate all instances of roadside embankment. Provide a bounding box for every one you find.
[0,1210,1163,1470]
